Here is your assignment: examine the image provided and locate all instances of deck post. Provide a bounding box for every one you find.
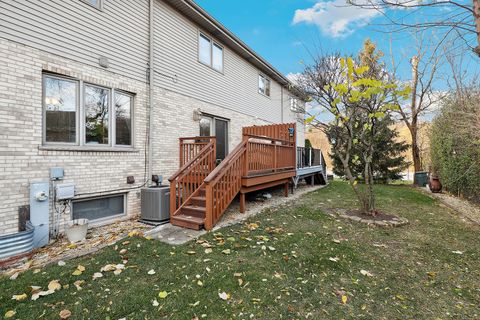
[284,182,289,197]
[309,148,312,167]
[240,192,246,213]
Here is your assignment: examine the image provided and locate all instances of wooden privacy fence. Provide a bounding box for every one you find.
[242,123,296,145]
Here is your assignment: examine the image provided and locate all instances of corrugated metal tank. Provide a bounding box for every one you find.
[0,222,34,260]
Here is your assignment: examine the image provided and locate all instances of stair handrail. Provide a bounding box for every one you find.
[169,138,215,182]
[204,140,248,184]
[169,137,216,217]
[203,139,248,230]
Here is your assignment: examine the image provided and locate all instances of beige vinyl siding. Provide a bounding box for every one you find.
[153,0,283,123]
[0,0,149,82]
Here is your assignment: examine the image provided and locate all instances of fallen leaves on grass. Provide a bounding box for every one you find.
[158,291,168,299]
[246,223,259,231]
[92,272,103,280]
[452,250,464,255]
[329,257,340,263]
[5,310,16,318]
[218,292,230,300]
[222,249,231,255]
[48,279,62,291]
[72,265,85,276]
[73,280,85,291]
[59,309,72,319]
[11,293,27,301]
[360,269,374,277]
[148,269,156,275]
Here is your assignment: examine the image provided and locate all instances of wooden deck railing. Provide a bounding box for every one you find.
[204,140,247,230]
[245,134,296,176]
[179,136,215,167]
[169,137,216,216]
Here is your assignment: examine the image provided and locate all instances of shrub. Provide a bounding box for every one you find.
[430,93,480,202]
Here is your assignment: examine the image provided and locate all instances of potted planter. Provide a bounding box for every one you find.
[429,175,443,193]
[65,219,89,243]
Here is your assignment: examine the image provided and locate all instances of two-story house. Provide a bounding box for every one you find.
[0,0,306,239]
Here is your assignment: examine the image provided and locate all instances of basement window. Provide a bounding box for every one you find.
[72,194,125,222]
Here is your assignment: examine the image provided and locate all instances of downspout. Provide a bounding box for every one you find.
[280,86,284,123]
[148,0,155,185]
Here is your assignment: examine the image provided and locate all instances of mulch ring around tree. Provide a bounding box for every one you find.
[334,208,409,227]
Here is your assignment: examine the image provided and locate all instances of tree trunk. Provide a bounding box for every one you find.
[410,125,422,184]
[363,157,376,214]
[474,0,480,56]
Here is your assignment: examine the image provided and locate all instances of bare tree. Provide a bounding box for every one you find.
[392,35,442,182]
[347,0,480,56]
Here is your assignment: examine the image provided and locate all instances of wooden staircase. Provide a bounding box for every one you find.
[170,188,207,230]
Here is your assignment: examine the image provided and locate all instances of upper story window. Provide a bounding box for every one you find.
[258,74,271,97]
[198,32,224,72]
[43,74,133,148]
[81,0,102,9]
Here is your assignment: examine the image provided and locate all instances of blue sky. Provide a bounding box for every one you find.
[196,0,478,92]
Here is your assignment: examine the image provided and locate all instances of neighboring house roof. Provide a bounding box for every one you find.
[163,0,291,86]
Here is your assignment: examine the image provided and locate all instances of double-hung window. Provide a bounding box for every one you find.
[258,74,271,97]
[198,32,224,72]
[43,74,133,148]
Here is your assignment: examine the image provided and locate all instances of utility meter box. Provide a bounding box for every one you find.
[55,183,75,200]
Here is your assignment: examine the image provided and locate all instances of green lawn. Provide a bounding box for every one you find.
[1,182,479,319]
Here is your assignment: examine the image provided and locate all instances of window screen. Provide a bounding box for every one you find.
[73,194,125,221]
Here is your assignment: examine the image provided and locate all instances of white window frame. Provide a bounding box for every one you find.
[42,73,135,149]
[198,31,224,73]
[81,0,103,10]
[258,74,271,97]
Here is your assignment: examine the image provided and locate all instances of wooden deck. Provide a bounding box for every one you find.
[168,123,326,231]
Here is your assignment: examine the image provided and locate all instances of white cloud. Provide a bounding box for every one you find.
[286,72,302,85]
[293,0,381,38]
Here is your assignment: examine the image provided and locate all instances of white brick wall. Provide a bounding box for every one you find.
[0,38,272,236]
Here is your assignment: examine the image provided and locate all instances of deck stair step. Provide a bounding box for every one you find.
[181,205,206,218]
[191,196,206,207]
[171,214,204,230]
